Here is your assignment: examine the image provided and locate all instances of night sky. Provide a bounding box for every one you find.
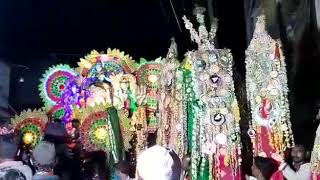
[2,0,246,108]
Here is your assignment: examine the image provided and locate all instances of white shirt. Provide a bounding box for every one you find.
[280,162,311,180]
[0,161,33,180]
[245,175,257,180]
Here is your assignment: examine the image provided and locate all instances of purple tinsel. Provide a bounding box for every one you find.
[60,77,94,122]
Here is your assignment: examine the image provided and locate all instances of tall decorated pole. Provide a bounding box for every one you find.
[183,7,242,180]
[245,15,294,157]
[157,38,187,158]
[136,58,163,134]
[311,123,320,179]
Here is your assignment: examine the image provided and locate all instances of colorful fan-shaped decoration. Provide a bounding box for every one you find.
[77,104,115,152]
[136,58,162,90]
[39,64,78,107]
[76,49,137,82]
[11,109,48,147]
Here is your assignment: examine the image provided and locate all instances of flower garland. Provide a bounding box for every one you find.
[181,53,201,180]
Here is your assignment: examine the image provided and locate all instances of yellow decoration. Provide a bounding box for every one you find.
[76,49,137,75]
[147,74,158,83]
[94,128,108,140]
[23,132,34,145]
[182,53,192,70]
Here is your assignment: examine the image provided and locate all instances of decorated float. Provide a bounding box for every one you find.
[245,15,294,158]
[181,7,242,180]
[10,7,297,180]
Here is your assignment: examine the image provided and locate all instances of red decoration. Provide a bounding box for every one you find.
[260,98,272,119]
[274,43,280,60]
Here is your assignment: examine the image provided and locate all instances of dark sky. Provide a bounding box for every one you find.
[0,0,247,61]
[1,0,181,61]
[3,0,247,109]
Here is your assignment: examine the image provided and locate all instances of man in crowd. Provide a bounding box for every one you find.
[32,141,59,180]
[0,125,32,180]
[274,144,311,180]
[136,145,181,180]
[181,154,191,180]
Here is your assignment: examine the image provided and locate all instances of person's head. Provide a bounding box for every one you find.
[3,169,26,180]
[71,119,80,129]
[291,144,308,163]
[182,154,191,171]
[137,145,174,180]
[0,126,18,162]
[115,161,133,178]
[146,133,157,148]
[252,156,278,180]
[53,118,62,123]
[44,121,68,144]
[32,141,56,169]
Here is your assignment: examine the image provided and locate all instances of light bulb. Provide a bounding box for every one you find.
[23,133,34,145]
[19,77,24,83]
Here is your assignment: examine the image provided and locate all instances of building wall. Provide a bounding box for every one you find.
[0,60,10,109]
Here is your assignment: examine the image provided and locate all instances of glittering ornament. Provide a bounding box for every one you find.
[211,113,226,126]
[210,74,221,85]
[183,8,242,180]
[215,133,227,145]
[247,129,256,138]
[311,124,320,176]
[245,15,293,155]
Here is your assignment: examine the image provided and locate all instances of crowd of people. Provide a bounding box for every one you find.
[0,117,313,180]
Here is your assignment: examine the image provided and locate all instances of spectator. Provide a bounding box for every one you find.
[136,145,181,180]
[113,161,133,180]
[44,120,74,180]
[273,144,311,180]
[0,125,32,180]
[181,154,191,180]
[32,141,60,180]
[250,156,278,180]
